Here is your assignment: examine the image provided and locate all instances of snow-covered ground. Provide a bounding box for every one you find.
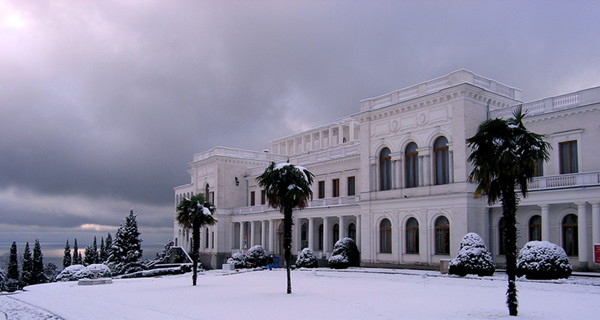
[3,268,599,319]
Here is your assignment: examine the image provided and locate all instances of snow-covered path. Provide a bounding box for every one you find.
[0,295,63,320]
[5,268,600,319]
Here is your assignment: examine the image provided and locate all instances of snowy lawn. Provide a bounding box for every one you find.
[6,268,600,320]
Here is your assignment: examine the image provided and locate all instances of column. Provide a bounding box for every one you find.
[540,204,550,242]
[338,125,343,145]
[261,220,267,248]
[308,218,315,250]
[268,219,275,253]
[349,122,355,141]
[418,155,424,187]
[339,216,347,239]
[448,150,454,183]
[577,202,588,268]
[240,222,246,250]
[592,201,600,246]
[250,221,256,247]
[356,215,361,248]
[294,218,301,253]
[323,217,330,253]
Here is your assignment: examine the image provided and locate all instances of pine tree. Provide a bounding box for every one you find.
[72,239,81,265]
[99,236,106,262]
[78,252,83,264]
[93,236,99,263]
[21,242,33,286]
[32,239,47,284]
[63,240,72,269]
[107,210,143,274]
[7,242,19,281]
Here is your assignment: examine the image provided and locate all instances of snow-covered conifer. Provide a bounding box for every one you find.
[107,210,144,274]
[32,239,48,284]
[63,240,72,269]
[8,241,19,281]
[449,233,495,277]
[21,242,33,286]
[72,239,81,265]
[105,233,113,263]
[84,245,96,266]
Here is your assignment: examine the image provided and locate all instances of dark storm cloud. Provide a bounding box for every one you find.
[1,0,600,242]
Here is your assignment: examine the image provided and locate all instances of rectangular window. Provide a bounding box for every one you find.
[261,190,266,205]
[332,179,340,197]
[318,180,325,199]
[559,141,578,174]
[347,176,356,196]
[250,191,255,206]
[534,157,544,177]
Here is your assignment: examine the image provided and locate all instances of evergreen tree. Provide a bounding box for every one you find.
[21,242,33,286]
[78,251,83,265]
[105,233,113,263]
[93,236,99,263]
[99,236,106,262]
[72,239,81,265]
[63,240,72,269]
[7,241,19,281]
[107,210,143,274]
[32,239,47,284]
[84,244,96,266]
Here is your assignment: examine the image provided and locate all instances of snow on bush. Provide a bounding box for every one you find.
[449,233,495,277]
[56,264,112,282]
[516,241,572,280]
[296,248,318,268]
[118,265,191,279]
[245,245,267,267]
[328,238,360,269]
[227,252,247,269]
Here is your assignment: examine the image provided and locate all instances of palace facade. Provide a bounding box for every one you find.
[174,70,600,270]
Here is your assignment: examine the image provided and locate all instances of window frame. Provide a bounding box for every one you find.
[433,137,449,185]
[434,216,450,255]
[405,143,419,188]
[379,148,392,191]
[562,214,578,256]
[332,178,340,197]
[379,219,392,254]
[347,176,356,196]
[318,180,325,199]
[529,215,542,241]
[559,140,578,174]
[405,217,419,254]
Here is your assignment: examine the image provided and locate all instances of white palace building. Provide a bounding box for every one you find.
[174,70,600,271]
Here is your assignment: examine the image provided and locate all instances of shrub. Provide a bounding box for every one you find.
[226,252,246,269]
[449,233,495,277]
[56,264,112,281]
[296,248,318,268]
[245,245,268,267]
[328,238,360,269]
[516,241,572,280]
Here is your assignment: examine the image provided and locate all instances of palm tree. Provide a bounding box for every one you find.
[257,162,314,294]
[467,107,549,316]
[176,193,217,286]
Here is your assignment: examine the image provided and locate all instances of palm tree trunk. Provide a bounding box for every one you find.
[502,187,518,316]
[283,205,293,294]
[192,221,200,286]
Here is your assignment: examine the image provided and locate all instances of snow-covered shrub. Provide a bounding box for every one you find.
[516,241,572,280]
[328,238,360,269]
[0,268,5,291]
[226,252,247,269]
[56,265,86,281]
[117,265,191,279]
[296,248,318,268]
[56,264,112,281]
[449,233,495,277]
[245,245,267,267]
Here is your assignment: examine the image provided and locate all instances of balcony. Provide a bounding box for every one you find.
[522,171,600,191]
[233,196,360,215]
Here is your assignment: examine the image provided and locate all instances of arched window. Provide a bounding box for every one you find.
[498,217,506,255]
[434,137,449,185]
[529,215,542,241]
[405,218,419,254]
[379,148,392,191]
[333,223,340,247]
[379,219,392,253]
[405,143,419,188]
[301,223,308,249]
[318,224,324,250]
[204,184,209,200]
[562,214,578,256]
[434,216,450,255]
[348,223,356,241]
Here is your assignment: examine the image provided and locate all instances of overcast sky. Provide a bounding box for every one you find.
[2,0,600,258]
